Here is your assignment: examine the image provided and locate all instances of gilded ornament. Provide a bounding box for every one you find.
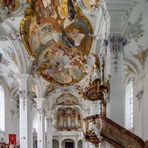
[20,0,93,85]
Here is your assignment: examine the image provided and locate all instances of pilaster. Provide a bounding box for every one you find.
[109,34,127,126]
[14,74,32,148]
[35,97,45,148]
[75,139,78,148]
[59,139,62,148]
[46,110,53,148]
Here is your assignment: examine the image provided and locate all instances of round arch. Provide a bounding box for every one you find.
[78,140,83,148]
[1,21,28,73]
[46,86,85,109]
[52,139,59,148]
[144,54,148,74]
[124,53,144,85]
[124,54,143,76]
[124,64,137,86]
[62,139,75,148]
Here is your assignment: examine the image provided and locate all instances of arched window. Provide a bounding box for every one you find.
[0,85,5,131]
[125,81,134,131]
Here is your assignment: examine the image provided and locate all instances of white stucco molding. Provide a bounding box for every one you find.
[2,21,28,73]
[124,53,144,78]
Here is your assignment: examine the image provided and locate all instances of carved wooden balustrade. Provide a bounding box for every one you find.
[81,79,147,148]
[82,115,147,148]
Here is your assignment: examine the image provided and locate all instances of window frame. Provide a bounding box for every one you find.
[125,80,134,131]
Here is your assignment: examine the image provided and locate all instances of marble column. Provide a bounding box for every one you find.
[29,95,33,148]
[46,110,53,148]
[35,98,45,148]
[99,141,108,148]
[75,139,78,148]
[14,74,32,148]
[83,141,88,148]
[59,139,62,148]
[109,34,127,126]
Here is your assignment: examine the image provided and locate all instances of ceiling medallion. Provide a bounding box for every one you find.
[20,0,93,85]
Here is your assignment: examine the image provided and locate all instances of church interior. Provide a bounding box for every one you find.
[0,0,148,148]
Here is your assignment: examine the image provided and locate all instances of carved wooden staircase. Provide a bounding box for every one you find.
[82,79,147,148]
[82,114,147,148]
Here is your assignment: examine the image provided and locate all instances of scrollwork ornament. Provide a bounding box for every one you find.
[0,6,11,22]
[82,116,103,146]
[123,13,144,43]
[109,35,127,52]
[94,119,103,141]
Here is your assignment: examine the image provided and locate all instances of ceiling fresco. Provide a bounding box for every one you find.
[20,0,94,85]
[0,0,20,12]
[56,93,79,106]
[0,0,23,22]
[81,0,100,12]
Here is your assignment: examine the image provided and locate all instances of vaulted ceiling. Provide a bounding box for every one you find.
[106,0,138,33]
[0,0,148,97]
[0,0,107,103]
[103,0,148,78]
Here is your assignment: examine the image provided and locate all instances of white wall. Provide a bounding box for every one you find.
[132,76,143,137]
[5,92,19,144]
[127,70,148,140]
[142,71,148,140]
[0,80,19,144]
[110,51,125,126]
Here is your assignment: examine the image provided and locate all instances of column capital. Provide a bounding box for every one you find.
[34,98,45,110]
[109,34,127,52]
[13,73,30,80]
[46,110,52,118]
[13,74,31,89]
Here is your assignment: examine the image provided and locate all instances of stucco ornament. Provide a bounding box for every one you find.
[20,0,93,86]
[0,0,21,22]
[123,13,144,43]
